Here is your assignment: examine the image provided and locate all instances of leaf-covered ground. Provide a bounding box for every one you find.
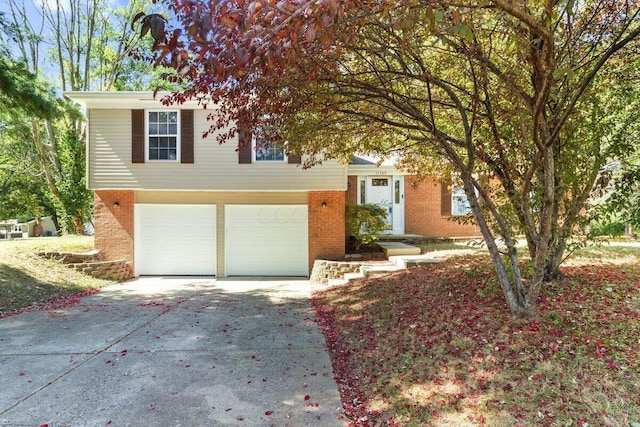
[313,249,640,427]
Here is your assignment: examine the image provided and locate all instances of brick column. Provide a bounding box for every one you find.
[308,191,346,267]
[94,190,135,266]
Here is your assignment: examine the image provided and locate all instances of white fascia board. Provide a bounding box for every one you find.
[63,91,211,110]
[346,164,409,176]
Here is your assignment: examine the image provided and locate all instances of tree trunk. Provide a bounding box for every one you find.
[544,233,566,281]
[462,173,536,318]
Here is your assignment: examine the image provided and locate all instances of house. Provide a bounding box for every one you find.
[0,217,57,239]
[0,220,24,239]
[65,91,479,277]
[22,217,58,237]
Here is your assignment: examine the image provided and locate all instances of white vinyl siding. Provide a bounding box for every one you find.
[87,109,345,191]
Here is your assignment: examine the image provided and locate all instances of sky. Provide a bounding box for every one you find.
[0,0,158,84]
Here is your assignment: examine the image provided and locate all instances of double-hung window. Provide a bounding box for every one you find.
[147,111,179,161]
[254,139,286,162]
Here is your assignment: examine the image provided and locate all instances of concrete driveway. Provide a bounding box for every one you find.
[0,278,347,426]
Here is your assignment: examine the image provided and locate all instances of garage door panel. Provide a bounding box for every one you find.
[135,204,216,276]
[226,205,308,276]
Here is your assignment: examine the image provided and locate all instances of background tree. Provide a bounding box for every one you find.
[138,0,640,317]
[591,53,640,231]
[0,0,159,232]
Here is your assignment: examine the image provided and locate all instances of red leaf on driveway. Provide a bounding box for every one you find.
[265,410,273,415]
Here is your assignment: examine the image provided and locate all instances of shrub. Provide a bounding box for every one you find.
[345,204,389,250]
[590,221,626,237]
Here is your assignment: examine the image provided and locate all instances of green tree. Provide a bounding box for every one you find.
[591,55,640,231]
[0,0,159,232]
[140,0,640,317]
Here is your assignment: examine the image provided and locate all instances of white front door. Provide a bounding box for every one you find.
[363,176,404,234]
[367,177,393,229]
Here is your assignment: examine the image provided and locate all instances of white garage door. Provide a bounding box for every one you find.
[135,204,216,275]
[225,205,308,276]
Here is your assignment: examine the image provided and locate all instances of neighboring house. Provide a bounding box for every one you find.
[23,217,58,237]
[0,217,57,239]
[0,220,23,239]
[65,91,479,278]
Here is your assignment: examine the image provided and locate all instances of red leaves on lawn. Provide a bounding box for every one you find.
[313,255,640,426]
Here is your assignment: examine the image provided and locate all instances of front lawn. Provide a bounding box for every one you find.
[0,235,115,318]
[313,244,640,426]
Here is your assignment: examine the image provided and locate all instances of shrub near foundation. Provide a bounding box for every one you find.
[346,204,390,250]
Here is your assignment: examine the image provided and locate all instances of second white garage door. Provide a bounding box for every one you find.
[135,204,216,276]
[225,205,308,276]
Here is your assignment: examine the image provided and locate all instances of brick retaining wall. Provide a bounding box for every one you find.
[38,251,132,281]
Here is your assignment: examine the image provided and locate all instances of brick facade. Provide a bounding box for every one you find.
[308,191,346,265]
[94,190,135,267]
[404,176,480,237]
[345,174,480,238]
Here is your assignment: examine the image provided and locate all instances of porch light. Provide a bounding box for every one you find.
[322,201,327,208]
[113,201,120,208]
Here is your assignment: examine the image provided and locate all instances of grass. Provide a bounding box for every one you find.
[313,242,640,427]
[0,235,116,318]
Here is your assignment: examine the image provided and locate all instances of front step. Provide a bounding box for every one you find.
[388,255,444,269]
[376,241,421,256]
[360,265,401,277]
[377,234,424,242]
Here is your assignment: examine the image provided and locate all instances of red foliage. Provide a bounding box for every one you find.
[131,0,356,151]
[313,257,640,426]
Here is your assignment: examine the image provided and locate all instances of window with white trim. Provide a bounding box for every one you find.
[254,139,286,162]
[147,110,179,161]
[451,187,472,216]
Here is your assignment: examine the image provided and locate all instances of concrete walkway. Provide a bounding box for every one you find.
[0,278,347,426]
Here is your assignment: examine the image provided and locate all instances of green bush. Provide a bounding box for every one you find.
[346,203,389,250]
[590,221,626,237]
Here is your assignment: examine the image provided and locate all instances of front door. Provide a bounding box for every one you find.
[367,177,393,229]
[363,176,404,234]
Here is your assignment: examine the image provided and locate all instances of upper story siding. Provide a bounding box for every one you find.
[67,92,346,192]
